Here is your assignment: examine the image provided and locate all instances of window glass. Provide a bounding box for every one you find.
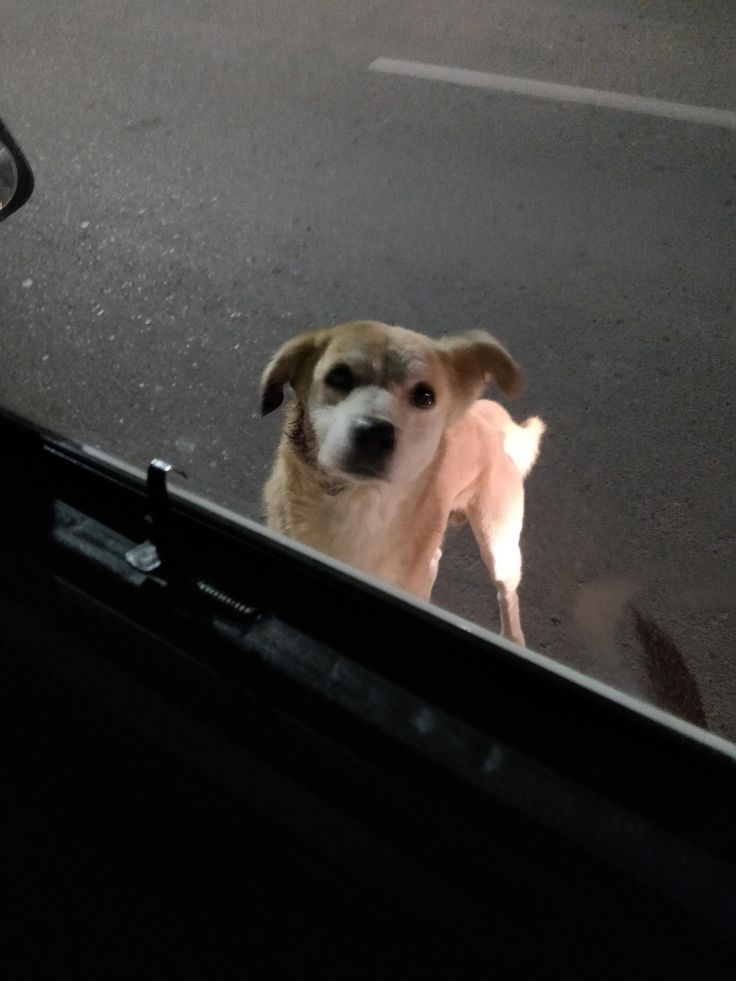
[2,2,734,740]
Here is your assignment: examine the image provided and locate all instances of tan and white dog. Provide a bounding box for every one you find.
[261,321,544,645]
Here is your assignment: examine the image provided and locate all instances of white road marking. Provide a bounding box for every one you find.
[368,58,736,131]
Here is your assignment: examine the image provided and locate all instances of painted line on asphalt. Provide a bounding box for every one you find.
[368,58,736,131]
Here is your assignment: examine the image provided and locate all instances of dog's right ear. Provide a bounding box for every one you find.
[260,329,329,416]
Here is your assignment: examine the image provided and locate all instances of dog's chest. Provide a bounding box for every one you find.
[298,484,444,590]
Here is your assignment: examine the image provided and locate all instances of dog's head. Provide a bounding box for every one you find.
[261,320,522,484]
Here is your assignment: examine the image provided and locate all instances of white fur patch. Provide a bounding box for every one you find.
[310,384,446,485]
[388,393,446,485]
[311,386,394,474]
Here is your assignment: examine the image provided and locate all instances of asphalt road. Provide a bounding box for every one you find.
[1,2,735,736]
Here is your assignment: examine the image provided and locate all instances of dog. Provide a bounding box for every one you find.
[261,320,544,645]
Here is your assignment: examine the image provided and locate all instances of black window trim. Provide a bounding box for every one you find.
[2,403,736,968]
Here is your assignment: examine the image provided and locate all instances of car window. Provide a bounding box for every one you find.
[2,2,734,741]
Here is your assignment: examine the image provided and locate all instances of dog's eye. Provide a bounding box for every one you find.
[324,364,354,392]
[410,383,435,409]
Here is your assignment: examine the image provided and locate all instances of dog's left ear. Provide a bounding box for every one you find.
[260,329,330,415]
[436,331,523,413]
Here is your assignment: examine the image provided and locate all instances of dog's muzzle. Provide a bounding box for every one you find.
[344,417,395,478]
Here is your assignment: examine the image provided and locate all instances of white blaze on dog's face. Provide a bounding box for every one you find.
[309,329,449,483]
[261,321,522,485]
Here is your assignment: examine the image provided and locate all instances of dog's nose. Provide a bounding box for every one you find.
[352,418,396,454]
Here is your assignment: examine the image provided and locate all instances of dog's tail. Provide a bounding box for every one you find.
[505,416,546,478]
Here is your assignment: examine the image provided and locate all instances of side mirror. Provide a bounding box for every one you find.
[0,118,33,222]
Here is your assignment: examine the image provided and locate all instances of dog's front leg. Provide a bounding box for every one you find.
[402,546,443,602]
[497,580,525,647]
[427,546,442,597]
[467,508,526,647]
